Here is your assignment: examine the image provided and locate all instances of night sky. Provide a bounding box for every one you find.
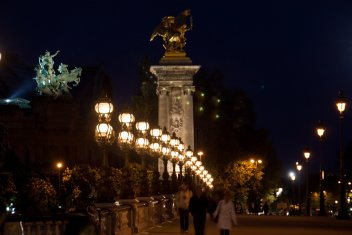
[2,0,352,174]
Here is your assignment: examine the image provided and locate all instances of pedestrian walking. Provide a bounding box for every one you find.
[213,191,238,235]
[263,202,269,215]
[176,183,192,233]
[189,186,209,235]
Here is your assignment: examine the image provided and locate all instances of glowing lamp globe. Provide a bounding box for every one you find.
[150,127,162,139]
[136,137,149,149]
[118,112,135,126]
[160,127,171,143]
[303,147,310,160]
[118,130,134,144]
[95,96,113,122]
[161,145,170,156]
[95,123,114,138]
[150,142,161,153]
[178,140,185,152]
[169,132,180,147]
[316,120,325,138]
[336,90,347,114]
[136,121,150,133]
[185,146,193,158]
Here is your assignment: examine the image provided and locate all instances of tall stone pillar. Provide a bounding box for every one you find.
[151,55,200,177]
[150,56,200,150]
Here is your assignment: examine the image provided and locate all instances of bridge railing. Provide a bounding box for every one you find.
[1,194,176,235]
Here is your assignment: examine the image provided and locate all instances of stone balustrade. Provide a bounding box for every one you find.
[2,195,176,235]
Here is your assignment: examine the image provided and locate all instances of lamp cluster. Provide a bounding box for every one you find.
[94,96,214,189]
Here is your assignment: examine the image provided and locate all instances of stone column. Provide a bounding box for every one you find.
[157,87,169,130]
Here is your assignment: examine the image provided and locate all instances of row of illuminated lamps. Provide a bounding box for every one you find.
[289,90,346,181]
[94,96,214,188]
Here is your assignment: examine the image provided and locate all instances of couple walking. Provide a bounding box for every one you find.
[176,185,237,235]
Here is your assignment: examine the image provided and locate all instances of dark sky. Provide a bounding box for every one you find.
[2,0,352,174]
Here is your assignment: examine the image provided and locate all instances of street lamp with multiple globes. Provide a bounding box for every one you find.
[118,112,135,167]
[135,121,150,167]
[335,90,349,220]
[296,162,302,215]
[303,147,311,216]
[95,96,115,167]
[316,120,326,216]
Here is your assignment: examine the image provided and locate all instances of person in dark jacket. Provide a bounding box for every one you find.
[189,186,209,235]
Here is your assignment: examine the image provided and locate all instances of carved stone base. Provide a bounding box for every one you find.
[160,52,192,65]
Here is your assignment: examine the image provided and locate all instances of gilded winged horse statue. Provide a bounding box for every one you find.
[150,10,192,53]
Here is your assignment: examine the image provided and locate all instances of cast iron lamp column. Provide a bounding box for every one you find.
[135,121,150,167]
[316,120,326,216]
[289,172,296,207]
[95,96,114,167]
[296,162,302,215]
[303,147,311,216]
[118,112,135,167]
[177,140,185,181]
[56,162,63,202]
[335,90,350,220]
[160,127,171,194]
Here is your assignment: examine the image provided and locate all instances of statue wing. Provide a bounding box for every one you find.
[150,23,167,41]
[174,9,191,28]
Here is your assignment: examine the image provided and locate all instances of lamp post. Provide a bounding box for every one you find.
[185,146,194,186]
[135,121,150,167]
[160,127,171,193]
[197,151,204,161]
[289,171,296,208]
[335,90,349,220]
[118,112,135,167]
[316,120,326,216]
[95,96,114,167]
[296,162,302,215]
[303,147,311,216]
[177,140,185,180]
[56,162,63,202]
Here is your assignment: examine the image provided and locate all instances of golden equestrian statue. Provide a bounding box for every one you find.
[150,9,193,54]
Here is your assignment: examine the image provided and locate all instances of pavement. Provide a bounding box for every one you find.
[142,215,352,235]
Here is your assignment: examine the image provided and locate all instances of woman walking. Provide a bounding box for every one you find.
[213,191,238,235]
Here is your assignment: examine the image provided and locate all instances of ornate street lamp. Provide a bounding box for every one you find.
[118,124,134,167]
[316,120,326,216]
[296,162,302,215]
[135,121,150,167]
[118,111,135,167]
[161,143,171,194]
[303,147,311,216]
[95,97,115,167]
[335,90,349,219]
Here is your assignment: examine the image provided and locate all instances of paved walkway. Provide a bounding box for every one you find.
[143,215,352,235]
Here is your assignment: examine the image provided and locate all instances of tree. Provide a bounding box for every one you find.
[132,58,158,125]
[220,160,264,206]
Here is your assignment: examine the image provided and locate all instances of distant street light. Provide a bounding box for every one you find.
[296,162,302,215]
[303,147,311,216]
[335,90,349,220]
[197,151,204,161]
[316,120,326,216]
[56,162,63,201]
[289,171,296,207]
